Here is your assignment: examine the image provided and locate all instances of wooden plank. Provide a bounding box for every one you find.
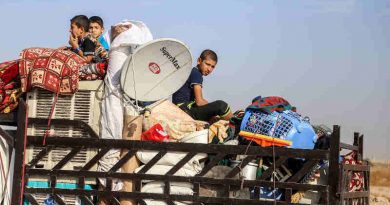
[106,178,113,191]
[25,187,329,205]
[196,153,226,177]
[339,143,358,151]
[166,199,175,205]
[0,112,17,125]
[53,194,66,205]
[164,181,171,196]
[354,132,361,160]
[285,188,292,203]
[108,149,136,172]
[328,125,340,204]
[353,132,359,147]
[79,195,94,205]
[342,164,370,172]
[11,99,27,205]
[287,159,318,182]
[166,152,196,175]
[225,155,257,178]
[78,176,85,189]
[135,179,141,192]
[26,169,328,191]
[364,164,370,193]
[341,191,370,199]
[340,168,347,196]
[319,188,329,204]
[52,147,82,170]
[259,157,287,180]
[26,135,330,159]
[26,145,53,168]
[138,199,148,205]
[137,150,167,174]
[111,196,121,205]
[359,134,364,161]
[81,147,110,171]
[193,182,200,197]
[23,193,40,205]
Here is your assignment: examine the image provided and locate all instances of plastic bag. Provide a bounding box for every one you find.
[141,123,169,142]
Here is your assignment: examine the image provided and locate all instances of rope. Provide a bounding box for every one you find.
[272,138,277,205]
[130,54,140,115]
[239,135,254,190]
[43,91,59,146]
[271,114,282,205]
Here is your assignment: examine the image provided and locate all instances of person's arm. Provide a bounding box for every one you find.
[193,84,208,106]
[83,55,94,63]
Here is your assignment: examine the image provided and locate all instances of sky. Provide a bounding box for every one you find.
[0,0,389,160]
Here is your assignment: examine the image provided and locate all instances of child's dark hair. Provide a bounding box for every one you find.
[71,15,89,32]
[89,16,104,28]
[200,49,218,63]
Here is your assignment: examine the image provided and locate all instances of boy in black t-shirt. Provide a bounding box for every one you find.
[172,49,233,122]
[68,15,95,63]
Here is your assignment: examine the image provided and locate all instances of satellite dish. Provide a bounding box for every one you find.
[120,38,193,102]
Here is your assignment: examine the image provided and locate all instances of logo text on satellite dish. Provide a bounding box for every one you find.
[160,47,181,70]
[148,62,161,74]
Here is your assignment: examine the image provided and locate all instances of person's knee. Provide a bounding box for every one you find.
[214,100,229,115]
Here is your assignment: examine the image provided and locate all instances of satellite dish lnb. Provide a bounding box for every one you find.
[120,38,193,102]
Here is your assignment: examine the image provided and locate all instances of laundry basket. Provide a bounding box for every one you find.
[240,110,316,149]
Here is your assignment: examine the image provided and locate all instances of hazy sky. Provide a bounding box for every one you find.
[0,0,389,160]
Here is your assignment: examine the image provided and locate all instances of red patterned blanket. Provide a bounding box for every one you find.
[0,60,22,113]
[19,47,87,94]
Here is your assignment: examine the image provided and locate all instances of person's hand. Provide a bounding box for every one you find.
[68,33,79,49]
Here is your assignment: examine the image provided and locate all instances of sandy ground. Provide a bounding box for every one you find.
[370,161,390,204]
[371,186,390,204]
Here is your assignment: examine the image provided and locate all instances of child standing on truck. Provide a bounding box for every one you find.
[172,49,233,122]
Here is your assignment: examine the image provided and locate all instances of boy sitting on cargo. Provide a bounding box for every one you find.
[172,49,233,122]
[88,16,109,62]
[68,15,96,63]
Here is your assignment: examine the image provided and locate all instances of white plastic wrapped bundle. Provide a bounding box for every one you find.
[98,20,153,191]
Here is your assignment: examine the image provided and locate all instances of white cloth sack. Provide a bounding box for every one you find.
[141,181,193,195]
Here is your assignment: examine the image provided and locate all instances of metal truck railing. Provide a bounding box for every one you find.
[0,100,370,205]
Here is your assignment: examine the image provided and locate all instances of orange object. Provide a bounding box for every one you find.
[239,131,292,147]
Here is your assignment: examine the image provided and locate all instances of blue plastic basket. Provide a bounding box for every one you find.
[240,110,316,149]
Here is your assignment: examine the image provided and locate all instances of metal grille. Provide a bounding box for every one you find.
[26,86,100,173]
